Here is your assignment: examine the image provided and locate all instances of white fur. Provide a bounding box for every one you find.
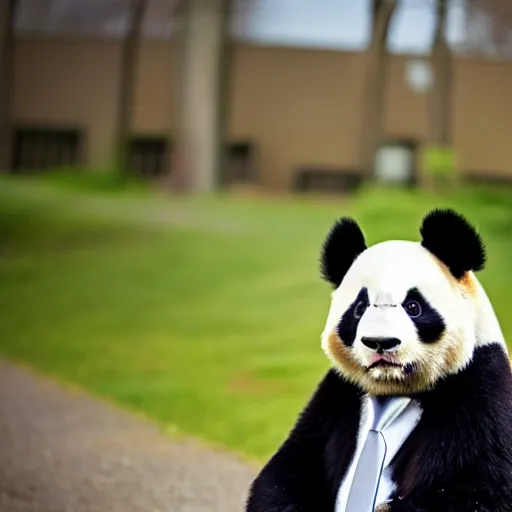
[471,275,506,348]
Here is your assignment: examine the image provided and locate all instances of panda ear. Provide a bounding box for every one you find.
[320,218,367,287]
[420,208,486,279]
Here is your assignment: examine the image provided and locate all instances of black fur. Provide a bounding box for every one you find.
[420,209,486,280]
[246,370,363,511]
[402,287,446,344]
[320,218,367,288]
[246,343,512,512]
[337,287,370,347]
[389,343,512,511]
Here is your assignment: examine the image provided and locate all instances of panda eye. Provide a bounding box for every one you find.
[353,301,367,319]
[404,300,422,318]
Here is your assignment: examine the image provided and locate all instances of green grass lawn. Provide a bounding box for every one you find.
[0,174,511,463]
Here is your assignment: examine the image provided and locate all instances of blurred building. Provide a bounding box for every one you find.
[8,0,512,192]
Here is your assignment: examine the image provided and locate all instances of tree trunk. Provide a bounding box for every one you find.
[170,0,230,194]
[116,0,146,179]
[360,0,397,178]
[0,0,16,173]
[430,0,452,146]
[426,0,455,190]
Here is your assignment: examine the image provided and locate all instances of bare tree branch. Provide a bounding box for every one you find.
[14,0,255,38]
[465,0,512,58]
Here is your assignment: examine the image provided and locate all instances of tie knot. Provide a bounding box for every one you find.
[370,397,411,432]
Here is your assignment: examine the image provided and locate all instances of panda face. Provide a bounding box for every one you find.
[319,209,506,397]
[321,240,475,395]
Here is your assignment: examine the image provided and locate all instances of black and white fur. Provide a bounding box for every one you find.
[246,209,512,512]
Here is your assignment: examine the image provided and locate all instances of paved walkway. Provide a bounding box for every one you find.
[0,360,257,512]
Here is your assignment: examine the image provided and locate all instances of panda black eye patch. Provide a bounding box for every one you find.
[402,287,446,343]
[337,287,369,347]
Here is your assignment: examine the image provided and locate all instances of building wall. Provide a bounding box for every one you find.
[453,58,512,178]
[12,36,512,189]
[228,44,369,190]
[13,38,120,164]
[132,40,177,135]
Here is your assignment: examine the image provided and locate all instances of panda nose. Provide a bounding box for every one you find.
[361,336,401,353]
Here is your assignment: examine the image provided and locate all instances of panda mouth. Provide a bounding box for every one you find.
[367,359,416,376]
[367,359,402,370]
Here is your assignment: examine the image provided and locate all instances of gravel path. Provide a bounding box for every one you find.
[0,360,257,512]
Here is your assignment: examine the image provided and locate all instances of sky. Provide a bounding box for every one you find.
[238,0,468,54]
[14,0,471,56]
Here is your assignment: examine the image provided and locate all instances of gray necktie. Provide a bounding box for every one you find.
[345,397,410,512]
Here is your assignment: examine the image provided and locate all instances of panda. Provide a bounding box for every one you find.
[246,208,512,512]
